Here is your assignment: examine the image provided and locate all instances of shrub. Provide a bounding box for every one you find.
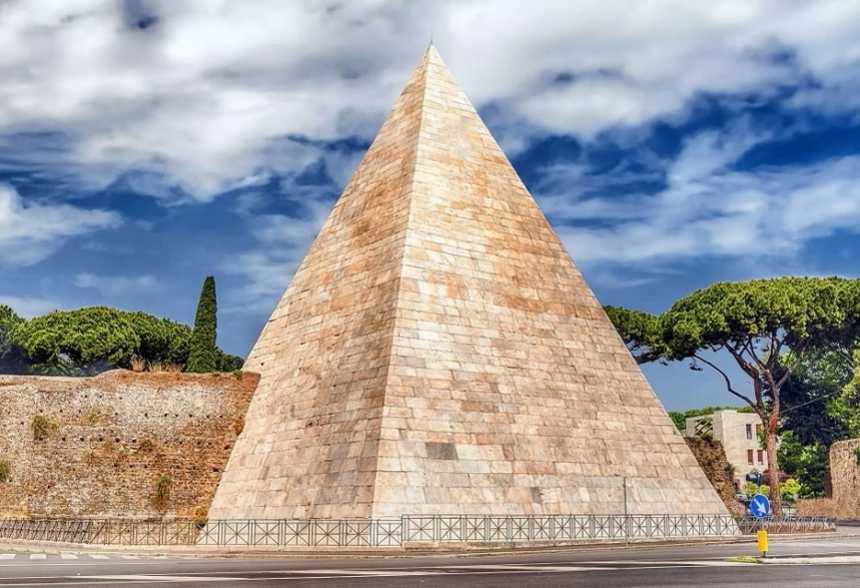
[147,361,183,373]
[855,446,860,467]
[187,277,218,373]
[154,474,172,509]
[780,478,802,503]
[219,353,244,373]
[31,415,56,441]
[193,506,208,530]
[0,460,10,483]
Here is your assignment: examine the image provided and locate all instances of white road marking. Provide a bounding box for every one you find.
[0,554,14,560]
[286,569,435,576]
[59,554,78,560]
[460,564,611,572]
[120,555,139,559]
[89,554,109,559]
[28,554,46,560]
[77,575,245,582]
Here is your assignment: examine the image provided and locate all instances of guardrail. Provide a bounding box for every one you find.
[736,516,836,534]
[0,514,833,548]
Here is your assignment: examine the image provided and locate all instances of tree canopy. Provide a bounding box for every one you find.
[604,306,663,364]
[606,276,860,514]
[0,305,23,355]
[187,276,219,373]
[7,306,240,374]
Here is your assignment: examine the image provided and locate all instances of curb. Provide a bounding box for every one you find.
[0,530,842,560]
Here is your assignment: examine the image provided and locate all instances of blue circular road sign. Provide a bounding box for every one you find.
[749,494,770,518]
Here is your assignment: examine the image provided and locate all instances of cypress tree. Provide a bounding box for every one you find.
[187,276,218,372]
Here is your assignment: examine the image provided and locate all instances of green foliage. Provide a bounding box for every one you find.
[0,460,10,483]
[780,478,801,502]
[607,277,860,514]
[13,307,141,369]
[604,306,664,364]
[187,277,218,373]
[831,347,860,438]
[218,353,244,373]
[777,431,828,498]
[0,305,24,352]
[4,304,241,374]
[129,312,192,365]
[660,277,855,361]
[0,305,28,373]
[779,348,852,447]
[31,415,56,441]
[855,446,860,467]
[743,481,759,498]
[668,411,686,431]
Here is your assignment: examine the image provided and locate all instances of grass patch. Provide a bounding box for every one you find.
[730,555,761,564]
[31,415,57,441]
[0,460,10,483]
[154,474,172,509]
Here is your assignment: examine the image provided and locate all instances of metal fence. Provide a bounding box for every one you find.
[0,514,833,548]
[736,516,836,534]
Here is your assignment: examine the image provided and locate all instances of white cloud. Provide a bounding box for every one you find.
[0,1,858,199]
[0,184,121,267]
[0,295,64,318]
[538,126,860,268]
[221,181,332,311]
[73,272,159,296]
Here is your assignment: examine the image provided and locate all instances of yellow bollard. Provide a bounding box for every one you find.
[756,529,769,557]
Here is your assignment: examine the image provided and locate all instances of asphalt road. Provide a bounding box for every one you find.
[1,533,859,587]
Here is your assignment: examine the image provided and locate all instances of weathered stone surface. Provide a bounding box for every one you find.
[0,370,256,518]
[796,438,860,519]
[209,46,730,519]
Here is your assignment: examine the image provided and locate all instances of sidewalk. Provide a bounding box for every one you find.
[0,529,846,560]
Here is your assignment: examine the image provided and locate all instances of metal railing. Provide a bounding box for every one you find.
[0,514,833,548]
[736,515,836,534]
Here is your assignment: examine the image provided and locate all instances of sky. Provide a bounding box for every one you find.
[1,0,859,410]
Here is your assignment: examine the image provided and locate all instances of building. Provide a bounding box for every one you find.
[208,45,730,520]
[685,410,767,491]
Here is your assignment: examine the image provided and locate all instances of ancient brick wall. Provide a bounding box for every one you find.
[796,438,860,520]
[830,439,860,518]
[0,370,256,519]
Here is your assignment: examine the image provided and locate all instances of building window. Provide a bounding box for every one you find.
[757,450,764,464]
[746,424,753,440]
[747,449,754,464]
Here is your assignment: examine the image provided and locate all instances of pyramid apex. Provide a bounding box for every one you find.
[423,41,445,65]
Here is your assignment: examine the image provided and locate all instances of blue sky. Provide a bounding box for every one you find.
[1,1,859,410]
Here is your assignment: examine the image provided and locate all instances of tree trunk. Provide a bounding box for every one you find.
[765,417,782,516]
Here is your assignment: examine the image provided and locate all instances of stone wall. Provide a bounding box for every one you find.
[685,437,745,517]
[0,370,257,519]
[796,438,860,520]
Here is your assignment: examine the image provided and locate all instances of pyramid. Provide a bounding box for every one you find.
[209,46,729,519]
